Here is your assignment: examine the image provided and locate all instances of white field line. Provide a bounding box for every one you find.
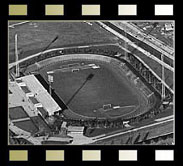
[154,115,174,122]
[98,21,174,72]
[147,92,154,98]
[113,105,136,110]
[113,106,120,109]
[92,118,173,141]
[49,64,100,73]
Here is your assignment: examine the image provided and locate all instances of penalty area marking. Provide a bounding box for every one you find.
[94,105,136,113]
[57,63,100,73]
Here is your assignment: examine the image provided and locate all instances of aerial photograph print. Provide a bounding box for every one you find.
[8,21,174,145]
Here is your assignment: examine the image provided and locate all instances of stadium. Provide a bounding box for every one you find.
[8,21,174,145]
[27,54,157,118]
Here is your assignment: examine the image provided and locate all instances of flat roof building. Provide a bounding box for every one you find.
[67,126,85,134]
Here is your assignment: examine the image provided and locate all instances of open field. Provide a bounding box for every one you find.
[40,60,140,119]
[13,119,38,134]
[9,106,28,120]
[9,21,117,63]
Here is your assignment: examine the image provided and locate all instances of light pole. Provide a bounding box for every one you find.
[15,34,20,77]
[161,54,165,99]
[47,71,54,96]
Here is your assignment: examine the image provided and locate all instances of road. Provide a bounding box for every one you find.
[9,43,118,68]
[91,118,173,143]
[8,21,30,28]
[121,21,174,57]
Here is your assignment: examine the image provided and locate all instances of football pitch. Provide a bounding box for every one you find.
[40,60,141,119]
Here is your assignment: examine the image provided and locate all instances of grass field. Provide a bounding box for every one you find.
[13,120,38,134]
[40,60,140,119]
[9,106,28,120]
[9,21,117,63]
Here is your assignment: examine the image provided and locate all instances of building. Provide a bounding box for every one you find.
[164,23,174,32]
[67,126,85,134]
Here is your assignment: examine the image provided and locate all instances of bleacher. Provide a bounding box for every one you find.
[109,58,156,119]
[37,107,48,118]
[19,75,61,116]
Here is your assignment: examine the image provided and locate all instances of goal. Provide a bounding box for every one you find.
[103,104,112,110]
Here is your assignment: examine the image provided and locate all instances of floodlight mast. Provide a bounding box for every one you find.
[15,34,20,77]
[47,71,54,96]
[161,54,166,99]
[124,25,128,59]
[49,80,52,96]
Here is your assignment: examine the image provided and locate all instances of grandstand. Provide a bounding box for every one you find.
[17,74,61,116]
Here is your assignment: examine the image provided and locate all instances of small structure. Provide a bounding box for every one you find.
[67,126,85,134]
[164,23,174,32]
[60,121,68,135]
[61,121,67,128]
